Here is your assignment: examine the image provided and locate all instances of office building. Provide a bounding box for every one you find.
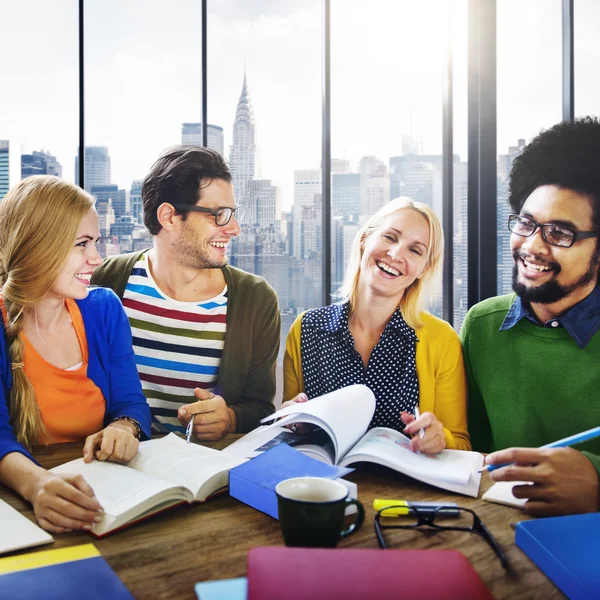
[21,150,62,179]
[181,123,225,157]
[0,141,9,201]
[91,184,128,220]
[75,146,111,192]
[130,180,143,224]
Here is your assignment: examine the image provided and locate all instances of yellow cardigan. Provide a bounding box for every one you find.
[283,310,471,451]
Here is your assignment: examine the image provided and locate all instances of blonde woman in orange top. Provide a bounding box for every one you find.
[0,176,151,533]
[283,198,470,454]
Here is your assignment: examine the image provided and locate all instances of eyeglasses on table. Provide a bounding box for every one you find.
[374,505,509,570]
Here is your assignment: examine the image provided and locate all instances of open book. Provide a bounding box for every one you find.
[224,385,483,497]
[51,433,246,537]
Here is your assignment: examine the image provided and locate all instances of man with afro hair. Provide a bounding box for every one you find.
[461,117,600,516]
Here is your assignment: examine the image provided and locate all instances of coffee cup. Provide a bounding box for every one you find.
[275,477,364,547]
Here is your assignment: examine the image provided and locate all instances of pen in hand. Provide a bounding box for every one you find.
[186,413,195,444]
[414,407,425,441]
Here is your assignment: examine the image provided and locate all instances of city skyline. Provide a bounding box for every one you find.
[4,0,600,210]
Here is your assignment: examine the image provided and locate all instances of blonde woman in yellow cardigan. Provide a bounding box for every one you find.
[283,198,470,454]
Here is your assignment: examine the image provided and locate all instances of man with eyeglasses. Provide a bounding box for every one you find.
[92,146,280,440]
[460,118,600,516]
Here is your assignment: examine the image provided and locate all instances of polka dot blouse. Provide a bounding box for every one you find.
[300,302,419,432]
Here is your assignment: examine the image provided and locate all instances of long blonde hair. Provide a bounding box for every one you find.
[336,197,444,330]
[0,176,94,448]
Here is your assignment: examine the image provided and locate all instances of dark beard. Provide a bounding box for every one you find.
[512,251,600,304]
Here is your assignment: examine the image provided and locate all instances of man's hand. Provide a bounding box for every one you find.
[178,388,236,441]
[82,422,140,463]
[401,411,446,455]
[29,472,104,534]
[486,447,600,516]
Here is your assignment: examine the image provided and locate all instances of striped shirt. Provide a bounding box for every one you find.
[122,254,227,433]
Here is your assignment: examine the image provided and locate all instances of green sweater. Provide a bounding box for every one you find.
[460,294,600,475]
[91,250,280,433]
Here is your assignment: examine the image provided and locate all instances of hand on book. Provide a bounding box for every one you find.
[30,472,104,534]
[401,411,447,455]
[83,423,140,464]
[280,393,311,434]
[487,447,600,516]
[178,388,237,441]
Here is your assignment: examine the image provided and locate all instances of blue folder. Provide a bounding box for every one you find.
[515,513,600,599]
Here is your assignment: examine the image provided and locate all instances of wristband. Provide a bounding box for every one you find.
[111,416,142,440]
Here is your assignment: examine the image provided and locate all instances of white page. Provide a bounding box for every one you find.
[339,427,483,497]
[260,384,376,463]
[51,459,182,516]
[482,481,528,508]
[128,433,246,497]
[0,498,53,555]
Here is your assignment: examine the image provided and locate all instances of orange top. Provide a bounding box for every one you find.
[19,299,106,444]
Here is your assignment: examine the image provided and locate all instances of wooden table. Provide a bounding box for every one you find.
[1,437,564,600]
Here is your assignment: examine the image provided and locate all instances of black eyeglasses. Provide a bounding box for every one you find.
[171,203,243,226]
[375,505,509,570]
[508,213,600,248]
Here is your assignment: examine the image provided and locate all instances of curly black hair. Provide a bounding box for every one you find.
[509,116,600,231]
[142,145,232,235]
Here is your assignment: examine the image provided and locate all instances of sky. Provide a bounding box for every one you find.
[1,0,600,211]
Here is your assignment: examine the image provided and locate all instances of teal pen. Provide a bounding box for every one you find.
[481,425,600,472]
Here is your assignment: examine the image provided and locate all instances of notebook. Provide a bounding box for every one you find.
[515,513,600,600]
[482,480,528,509]
[0,498,54,555]
[0,543,134,599]
[247,547,494,600]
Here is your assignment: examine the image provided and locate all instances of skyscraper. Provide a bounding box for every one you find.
[21,150,62,179]
[229,73,257,206]
[91,184,128,220]
[497,139,526,295]
[181,123,225,157]
[0,141,9,201]
[75,146,111,192]
[293,169,321,259]
[130,180,143,224]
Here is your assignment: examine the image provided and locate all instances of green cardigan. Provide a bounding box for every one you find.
[91,250,280,433]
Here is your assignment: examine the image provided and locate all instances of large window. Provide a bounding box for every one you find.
[208,1,322,363]
[575,0,600,117]
[0,0,78,194]
[496,0,562,295]
[84,0,203,255]
[331,0,447,317]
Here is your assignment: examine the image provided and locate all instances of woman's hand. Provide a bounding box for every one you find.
[281,392,308,411]
[401,411,446,455]
[82,422,140,464]
[280,393,310,434]
[29,472,104,534]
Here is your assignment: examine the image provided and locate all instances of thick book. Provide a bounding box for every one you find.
[50,433,246,537]
[247,547,494,600]
[0,498,54,555]
[229,442,353,518]
[224,384,483,497]
[0,543,133,599]
[515,513,600,600]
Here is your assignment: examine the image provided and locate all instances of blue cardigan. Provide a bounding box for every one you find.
[0,287,152,463]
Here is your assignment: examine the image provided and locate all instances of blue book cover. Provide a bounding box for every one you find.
[195,577,247,600]
[515,513,600,600]
[0,543,134,600]
[229,442,352,518]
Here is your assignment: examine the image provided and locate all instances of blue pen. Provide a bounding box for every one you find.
[481,426,600,472]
